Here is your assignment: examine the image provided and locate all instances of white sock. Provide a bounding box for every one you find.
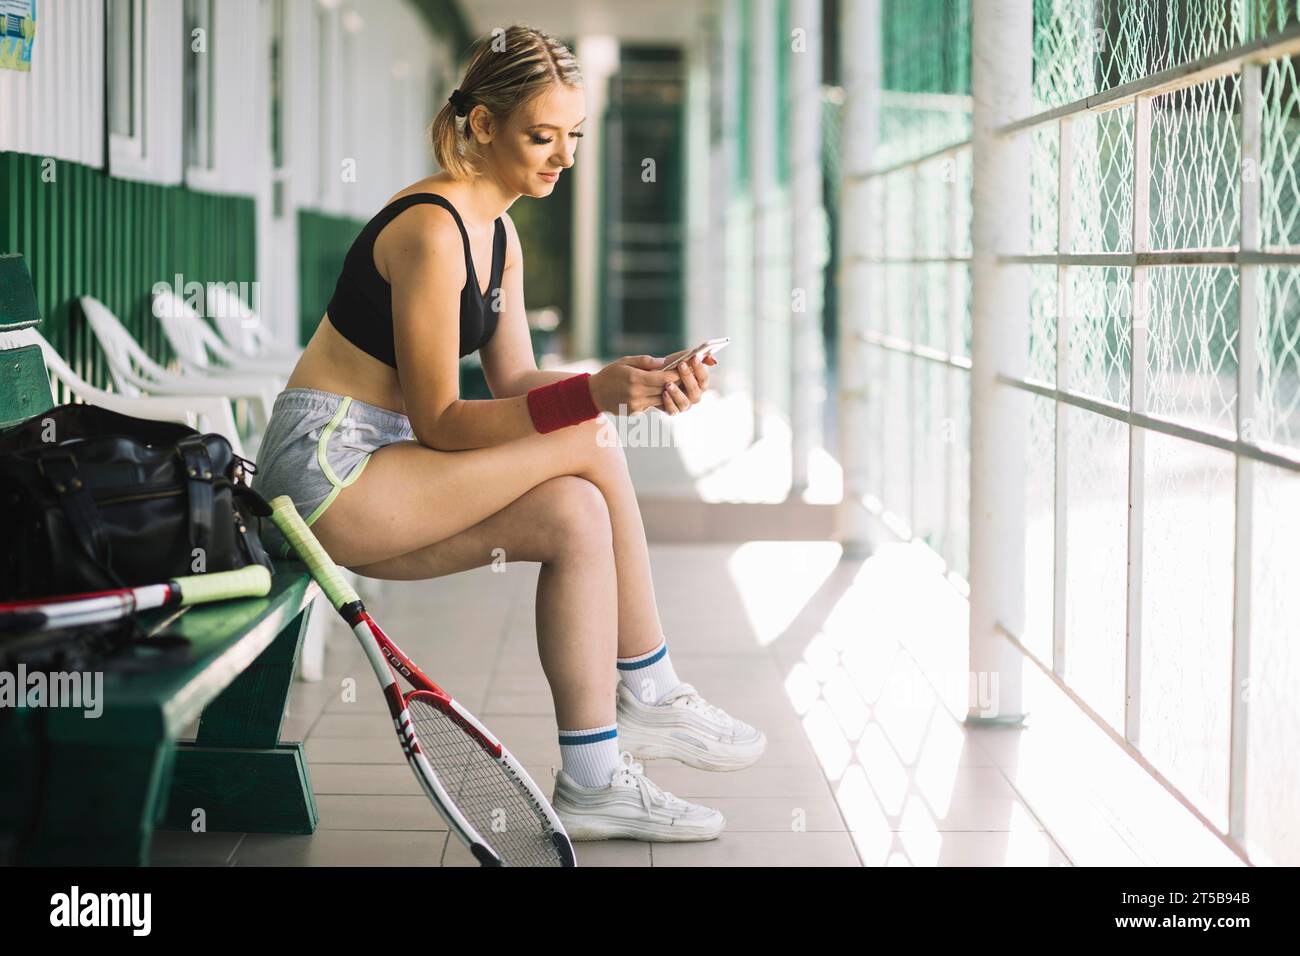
[617,637,682,705]
[558,723,622,788]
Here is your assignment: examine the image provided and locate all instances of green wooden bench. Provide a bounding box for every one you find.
[0,254,320,865]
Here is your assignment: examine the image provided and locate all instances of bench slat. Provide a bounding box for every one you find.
[38,564,318,742]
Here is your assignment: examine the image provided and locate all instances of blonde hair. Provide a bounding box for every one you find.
[430,25,583,179]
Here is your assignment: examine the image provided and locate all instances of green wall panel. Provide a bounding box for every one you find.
[0,151,256,401]
[296,208,363,347]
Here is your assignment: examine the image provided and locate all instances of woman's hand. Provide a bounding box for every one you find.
[588,355,683,415]
[657,352,715,416]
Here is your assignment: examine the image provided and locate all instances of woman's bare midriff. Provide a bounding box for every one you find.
[285,313,409,415]
[283,176,483,418]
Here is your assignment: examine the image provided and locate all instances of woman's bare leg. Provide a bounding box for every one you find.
[310,416,612,566]
[573,424,666,660]
[345,474,619,730]
[316,414,668,658]
[312,417,636,729]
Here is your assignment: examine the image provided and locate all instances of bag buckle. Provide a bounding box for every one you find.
[36,449,83,494]
[175,437,214,480]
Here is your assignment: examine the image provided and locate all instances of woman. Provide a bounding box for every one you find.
[253,25,765,843]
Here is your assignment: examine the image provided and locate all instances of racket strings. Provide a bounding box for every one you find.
[408,698,564,867]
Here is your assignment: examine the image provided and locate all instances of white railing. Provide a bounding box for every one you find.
[841,2,1299,866]
[990,18,1300,865]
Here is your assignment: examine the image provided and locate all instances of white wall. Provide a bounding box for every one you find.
[0,1,104,168]
[0,0,447,198]
[311,0,451,218]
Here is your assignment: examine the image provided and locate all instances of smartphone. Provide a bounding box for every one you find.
[661,337,731,371]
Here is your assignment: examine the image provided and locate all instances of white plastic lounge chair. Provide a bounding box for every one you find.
[79,295,278,434]
[153,289,295,381]
[205,283,301,376]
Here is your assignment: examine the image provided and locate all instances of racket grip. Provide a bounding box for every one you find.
[173,565,272,605]
[269,495,361,610]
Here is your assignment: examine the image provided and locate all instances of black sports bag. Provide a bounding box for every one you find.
[0,403,274,602]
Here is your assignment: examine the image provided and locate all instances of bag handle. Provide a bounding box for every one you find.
[176,436,214,559]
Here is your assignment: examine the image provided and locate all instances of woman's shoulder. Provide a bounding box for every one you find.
[372,187,467,284]
[376,178,464,239]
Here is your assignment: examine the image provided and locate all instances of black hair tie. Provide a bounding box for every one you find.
[448,88,472,117]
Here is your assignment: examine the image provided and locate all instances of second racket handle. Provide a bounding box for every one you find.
[173,565,272,605]
[269,495,361,610]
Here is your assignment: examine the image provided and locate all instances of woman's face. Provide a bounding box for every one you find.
[476,82,585,198]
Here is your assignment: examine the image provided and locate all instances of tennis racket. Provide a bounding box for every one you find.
[268,495,576,867]
[0,565,272,634]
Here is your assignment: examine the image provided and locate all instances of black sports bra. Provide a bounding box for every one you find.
[325,193,506,368]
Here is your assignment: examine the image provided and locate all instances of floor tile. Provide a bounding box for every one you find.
[148,829,244,866]
[316,794,449,831]
[234,830,445,866]
[649,832,861,867]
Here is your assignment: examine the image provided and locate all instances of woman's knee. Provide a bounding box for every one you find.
[565,414,628,478]
[538,475,613,557]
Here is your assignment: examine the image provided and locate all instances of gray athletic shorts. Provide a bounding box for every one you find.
[252,387,415,559]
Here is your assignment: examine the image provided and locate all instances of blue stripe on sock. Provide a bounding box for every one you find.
[617,643,667,670]
[558,727,619,746]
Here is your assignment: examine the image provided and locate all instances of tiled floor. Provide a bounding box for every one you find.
[152,538,1072,867]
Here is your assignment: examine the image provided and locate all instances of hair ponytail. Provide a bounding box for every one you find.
[429,24,583,180]
[429,99,472,180]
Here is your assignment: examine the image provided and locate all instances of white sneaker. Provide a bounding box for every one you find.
[616,682,767,771]
[551,751,726,842]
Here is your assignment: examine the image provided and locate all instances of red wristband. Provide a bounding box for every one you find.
[526,373,601,434]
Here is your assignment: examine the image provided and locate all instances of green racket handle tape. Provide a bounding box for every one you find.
[269,495,361,610]
[173,565,271,605]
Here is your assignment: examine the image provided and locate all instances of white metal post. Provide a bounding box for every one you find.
[1229,59,1261,847]
[908,164,923,536]
[968,0,1032,723]
[714,0,744,398]
[833,0,879,558]
[945,151,967,572]
[717,0,748,400]
[684,12,710,353]
[1125,95,1153,745]
[571,36,619,360]
[789,0,827,495]
[749,0,777,442]
[1053,116,1075,675]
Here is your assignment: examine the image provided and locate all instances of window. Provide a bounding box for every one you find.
[183,0,214,173]
[315,1,332,205]
[269,0,286,216]
[106,0,182,183]
[107,0,144,161]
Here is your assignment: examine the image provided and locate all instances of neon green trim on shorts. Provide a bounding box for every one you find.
[303,395,374,527]
[276,396,377,561]
[316,397,353,486]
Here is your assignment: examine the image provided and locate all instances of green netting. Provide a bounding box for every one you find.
[881,0,970,95]
[1070,105,1134,254]
[1030,124,1060,253]
[1257,56,1300,451]
[876,0,972,167]
[1068,266,1133,406]
[1149,75,1242,251]
[1261,54,1300,249]
[1146,266,1240,432]
[1033,0,1300,112]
